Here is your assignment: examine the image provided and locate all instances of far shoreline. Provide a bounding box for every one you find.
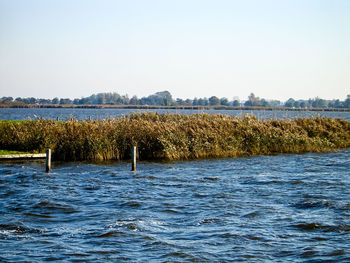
[1,103,350,112]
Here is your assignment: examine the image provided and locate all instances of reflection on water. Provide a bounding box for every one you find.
[1,149,350,262]
[1,107,350,121]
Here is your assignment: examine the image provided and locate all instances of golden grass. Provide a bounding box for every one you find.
[0,113,349,161]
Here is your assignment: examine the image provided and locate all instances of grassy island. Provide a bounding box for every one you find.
[0,113,349,161]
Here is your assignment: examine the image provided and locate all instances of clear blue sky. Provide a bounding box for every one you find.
[0,0,349,101]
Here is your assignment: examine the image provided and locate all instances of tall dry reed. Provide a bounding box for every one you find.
[0,113,349,161]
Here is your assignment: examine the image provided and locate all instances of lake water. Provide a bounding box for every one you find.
[1,108,350,262]
[1,150,350,262]
[1,107,350,121]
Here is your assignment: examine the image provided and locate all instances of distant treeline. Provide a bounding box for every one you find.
[1,91,350,109]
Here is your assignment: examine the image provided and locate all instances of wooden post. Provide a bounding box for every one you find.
[46,148,51,173]
[131,146,136,171]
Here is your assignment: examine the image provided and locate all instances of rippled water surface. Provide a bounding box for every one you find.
[1,107,350,121]
[1,150,350,262]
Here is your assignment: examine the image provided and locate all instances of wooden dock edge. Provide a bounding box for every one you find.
[0,153,46,160]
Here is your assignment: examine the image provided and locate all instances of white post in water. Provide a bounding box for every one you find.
[46,148,51,173]
[131,146,137,171]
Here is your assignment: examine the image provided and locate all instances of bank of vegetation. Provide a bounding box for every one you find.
[1,91,350,110]
[0,113,349,161]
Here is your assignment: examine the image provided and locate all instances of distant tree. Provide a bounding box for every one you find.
[79,97,92,104]
[333,99,343,108]
[139,97,148,105]
[123,95,130,105]
[284,98,295,108]
[110,93,121,104]
[209,96,220,106]
[344,95,350,108]
[245,93,261,106]
[260,99,269,107]
[220,97,229,106]
[143,91,173,106]
[96,93,106,105]
[311,97,327,108]
[176,98,184,106]
[0,97,13,102]
[192,98,199,106]
[25,97,37,104]
[293,101,300,108]
[204,98,209,106]
[129,95,138,105]
[52,97,59,104]
[59,98,72,105]
[185,99,192,105]
[89,94,97,104]
[308,99,313,108]
[197,98,206,106]
[38,99,51,104]
[300,101,307,108]
[268,100,281,107]
[156,91,173,106]
[232,100,240,107]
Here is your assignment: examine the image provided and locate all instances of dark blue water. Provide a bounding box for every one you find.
[1,107,350,121]
[1,150,350,262]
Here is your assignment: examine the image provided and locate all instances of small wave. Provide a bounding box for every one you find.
[244,234,265,241]
[32,201,78,214]
[292,222,350,233]
[193,193,208,198]
[338,203,350,211]
[218,232,240,239]
[120,201,141,208]
[300,248,316,258]
[96,230,125,238]
[291,179,305,185]
[198,218,221,225]
[242,211,260,218]
[327,250,345,256]
[0,223,42,234]
[163,209,180,214]
[125,223,142,231]
[256,179,283,185]
[112,218,144,232]
[84,186,101,191]
[2,169,13,175]
[200,177,220,182]
[276,250,295,257]
[243,254,258,259]
[1,190,15,197]
[24,212,54,218]
[88,250,121,255]
[292,222,327,231]
[149,240,183,250]
[65,253,91,257]
[162,251,199,261]
[292,199,332,209]
[303,194,328,199]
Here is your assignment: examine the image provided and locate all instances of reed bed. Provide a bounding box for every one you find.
[0,113,349,161]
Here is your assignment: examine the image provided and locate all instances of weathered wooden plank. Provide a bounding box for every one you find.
[0,153,46,159]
